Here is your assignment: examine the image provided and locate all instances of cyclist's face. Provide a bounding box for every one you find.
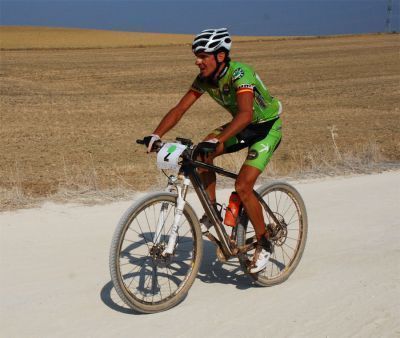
[195,52,217,77]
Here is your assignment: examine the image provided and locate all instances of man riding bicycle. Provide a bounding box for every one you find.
[143,28,282,273]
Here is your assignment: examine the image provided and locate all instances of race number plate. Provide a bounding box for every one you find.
[157,143,187,170]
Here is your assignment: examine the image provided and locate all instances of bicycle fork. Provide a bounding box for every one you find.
[154,175,190,256]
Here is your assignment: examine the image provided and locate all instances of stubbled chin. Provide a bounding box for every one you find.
[199,70,207,78]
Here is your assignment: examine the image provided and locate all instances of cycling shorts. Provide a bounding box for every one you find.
[213,118,282,172]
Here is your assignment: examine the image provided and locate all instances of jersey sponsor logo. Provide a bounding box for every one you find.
[254,88,267,108]
[247,149,258,160]
[233,68,245,82]
[259,144,270,153]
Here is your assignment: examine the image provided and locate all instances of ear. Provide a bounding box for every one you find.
[216,51,226,63]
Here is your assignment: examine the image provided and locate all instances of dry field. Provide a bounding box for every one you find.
[1,27,399,209]
[0,26,273,50]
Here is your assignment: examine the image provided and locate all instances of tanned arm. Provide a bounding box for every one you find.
[152,90,201,137]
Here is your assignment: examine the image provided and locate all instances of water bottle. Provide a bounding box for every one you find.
[224,191,241,227]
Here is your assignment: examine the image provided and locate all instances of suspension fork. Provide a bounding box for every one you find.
[153,175,178,245]
[162,175,191,255]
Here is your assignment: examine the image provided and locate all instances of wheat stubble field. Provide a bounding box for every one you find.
[1,27,399,209]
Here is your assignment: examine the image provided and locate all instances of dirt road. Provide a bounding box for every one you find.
[1,171,399,337]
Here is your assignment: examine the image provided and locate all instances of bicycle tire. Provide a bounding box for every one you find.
[237,182,308,286]
[109,192,203,313]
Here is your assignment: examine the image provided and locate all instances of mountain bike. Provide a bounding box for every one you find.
[109,137,308,313]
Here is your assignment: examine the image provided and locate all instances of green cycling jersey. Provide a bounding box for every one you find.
[190,61,281,123]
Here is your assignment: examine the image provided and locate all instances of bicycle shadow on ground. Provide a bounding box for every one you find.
[101,235,252,314]
[100,279,139,315]
[197,239,253,290]
[101,278,192,315]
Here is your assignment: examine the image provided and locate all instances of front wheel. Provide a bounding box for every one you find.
[109,192,203,313]
[237,182,308,286]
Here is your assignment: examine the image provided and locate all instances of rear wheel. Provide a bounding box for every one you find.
[109,192,203,313]
[237,182,308,286]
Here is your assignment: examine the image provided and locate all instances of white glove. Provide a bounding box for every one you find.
[146,134,161,153]
[205,138,219,144]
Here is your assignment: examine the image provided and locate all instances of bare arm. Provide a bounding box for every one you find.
[152,90,201,137]
[214,91,253,143]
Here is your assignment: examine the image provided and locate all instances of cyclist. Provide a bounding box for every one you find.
[143,28,282,273]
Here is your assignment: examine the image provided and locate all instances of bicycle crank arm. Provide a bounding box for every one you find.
[203,231,242,259]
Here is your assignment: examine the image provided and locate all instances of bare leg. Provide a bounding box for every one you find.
[235,165,267,240]
[197,136,225,203]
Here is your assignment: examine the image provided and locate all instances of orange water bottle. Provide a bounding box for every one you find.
[224,191,241,227]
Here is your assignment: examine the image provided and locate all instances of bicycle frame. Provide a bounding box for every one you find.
[177,151,283,259]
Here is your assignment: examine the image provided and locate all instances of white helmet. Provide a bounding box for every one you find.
[192,28,232,54]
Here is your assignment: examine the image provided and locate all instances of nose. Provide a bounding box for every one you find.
[195,57,202,66]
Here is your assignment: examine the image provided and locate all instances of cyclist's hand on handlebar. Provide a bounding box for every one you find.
[197,138,219,156]
[143,134,161,153]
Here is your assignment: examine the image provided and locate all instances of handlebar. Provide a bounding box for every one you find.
[136,137,193,150]
[136,137,214,160]
[136,138,163,151]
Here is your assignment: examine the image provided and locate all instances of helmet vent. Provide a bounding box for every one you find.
[192,28,232,54]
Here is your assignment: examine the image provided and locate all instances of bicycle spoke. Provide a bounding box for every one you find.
[285,236,300,242]
[127,226,145,237]
[163,204,174,233]
[281,245,294,263]
[125,263,144,290]
[119,257,145,267]
[286,218,300,227]
[283,239,298,250]
[166,266,174,296]
[286,209,299,226]
[280,246,287,268]
[281,199,294,218]
[270,251,276,278]
[151,265,158,297]
[134,218,151,250]
[143,209,154,244]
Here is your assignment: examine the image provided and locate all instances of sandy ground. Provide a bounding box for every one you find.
[1,171,399,338]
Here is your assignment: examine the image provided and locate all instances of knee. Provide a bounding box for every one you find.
[235,179,252,200]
